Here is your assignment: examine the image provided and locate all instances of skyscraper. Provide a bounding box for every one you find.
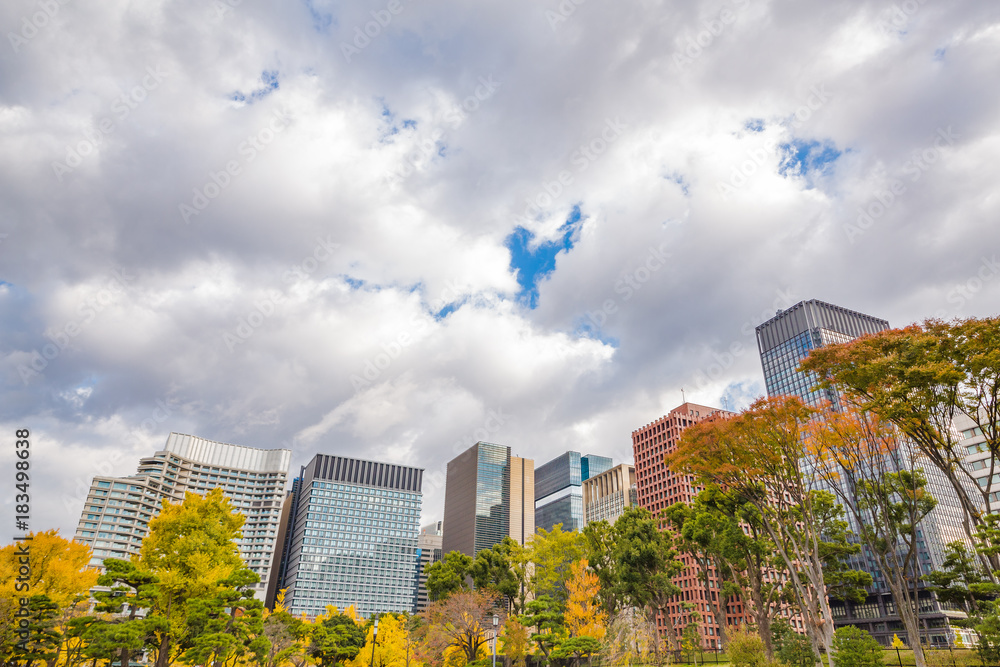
[277,454,423,618]
[633,402,743,649]
[534,452,612,532]
[755,299,889,409]
[73,433,291,600]
[442,442,534,557]
[415,521,443,613]
[755,299,969,647]
[582,463,636,526]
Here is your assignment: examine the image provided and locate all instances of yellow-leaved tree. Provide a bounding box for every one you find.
[347,613,417,667]
[564,559,606,640]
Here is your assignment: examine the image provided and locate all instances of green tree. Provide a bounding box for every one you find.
[310,612,366,667]
[581,520,622,617]
[831,626,883,667]
[772,619,816,667]
[471,537,521,613]
[426,551,474,602]
[528,525,586,606]
[520,594,564,661]
[612,506,684,654]
[728,625,768,667]
[181,567,268,667]
[91,557,161,667]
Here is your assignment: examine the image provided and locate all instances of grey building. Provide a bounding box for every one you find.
[442,442,534,557]
[74,433,290,601]
[415,521,443,613]
[582,463,636,527]
[278,454,423,618]
[756,299,970,647]
[534,452,612,533]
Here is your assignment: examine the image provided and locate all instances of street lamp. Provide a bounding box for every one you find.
[492,614,499,667]
[370,617,379,667]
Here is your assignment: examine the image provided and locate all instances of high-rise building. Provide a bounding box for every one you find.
[442,442,534,557]
[582,463,636,526]
[534,452,612,533]
[755,299,889,410]
[277,454,424,619]
[415,521,443,613]
[756,299,970,647]
[633,402,743,649]
[73,433,291,600]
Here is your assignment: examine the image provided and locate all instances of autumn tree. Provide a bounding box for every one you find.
[528,525,587,606]
[347,614,413,667]
[667,396,871,665]
[419,590,499,666]
[501,616,529,667]
[800,316,1000,575]
[808,406,938,667]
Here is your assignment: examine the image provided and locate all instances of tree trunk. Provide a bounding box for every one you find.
[155,633,171,667]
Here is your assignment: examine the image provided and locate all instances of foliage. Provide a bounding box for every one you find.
[831,626,884,667]
[520,594,564,660]
[426,551,474,602]
[528,525,587,606]
[501,616,529,667]
[0,530,99,608]
[346,613,414,667]
[563,560,606,641]
[419,589,498,666]
[471,537,522,613]
[728,625,769,667]
[311,611,367,666]
[771,619,816,667]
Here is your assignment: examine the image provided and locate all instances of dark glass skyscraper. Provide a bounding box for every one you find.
[534,452,613,533]
[278,454,423,618]
[442,442,534,557]
[755,299,889,408]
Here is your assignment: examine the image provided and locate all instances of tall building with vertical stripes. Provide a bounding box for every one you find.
[277,454,424,618]
[73,433,291,600]
[442,442,534,557]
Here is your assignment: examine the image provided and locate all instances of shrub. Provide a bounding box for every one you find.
[771,619,817,667]
[831,626,883,667]
[729,626,768,667]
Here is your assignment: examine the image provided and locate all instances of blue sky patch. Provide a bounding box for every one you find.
[505,206,583,309]
[744,118,765,132]
[778,139,841,184]
[303,0,334,31]
[231,71,280,104]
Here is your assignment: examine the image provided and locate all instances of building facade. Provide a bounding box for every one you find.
[756,299,971,647]
[633,403,744,649]
[442,442,534,557]
[534,452,613,533]
[277,454,424,619]
[415,521,444,613]
[73,432,291,600]
[582,463,636,526]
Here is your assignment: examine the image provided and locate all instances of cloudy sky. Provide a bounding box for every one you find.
[2,0,999,535]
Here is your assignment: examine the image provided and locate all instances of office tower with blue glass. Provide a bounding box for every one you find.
[534,452,613,533]
[442,442,534,557]
[279,454,423,618]
[756,299,972,647]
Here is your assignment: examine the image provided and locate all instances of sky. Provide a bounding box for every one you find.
[2,0,999,536]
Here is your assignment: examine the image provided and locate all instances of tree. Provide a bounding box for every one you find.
[528,525,586,606]
[728,625,769,667]
[801,317,1000,577]
[310,611,367,667]
[501,616,529,667]
[612,506,684,654]
[2,595,61,667]
[771,619,816,667]
[91,558,161,667]
[808,405,938,667]
[420,590,498,666]
[0,531,99,608]
[563,560,606,642]
[426,551,474,602]
[520,594,564,661]
[181,567,268,667]
[831,626,883,667]
[471,538,521,613]
[137,487,250,667]
[667,396,872,665]
[582,520,623,617]
[346,614,412,667]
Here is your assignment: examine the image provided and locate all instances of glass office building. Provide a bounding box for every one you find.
[442,442,534,557]
[279,454,423,618]
[534,452,613,533]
